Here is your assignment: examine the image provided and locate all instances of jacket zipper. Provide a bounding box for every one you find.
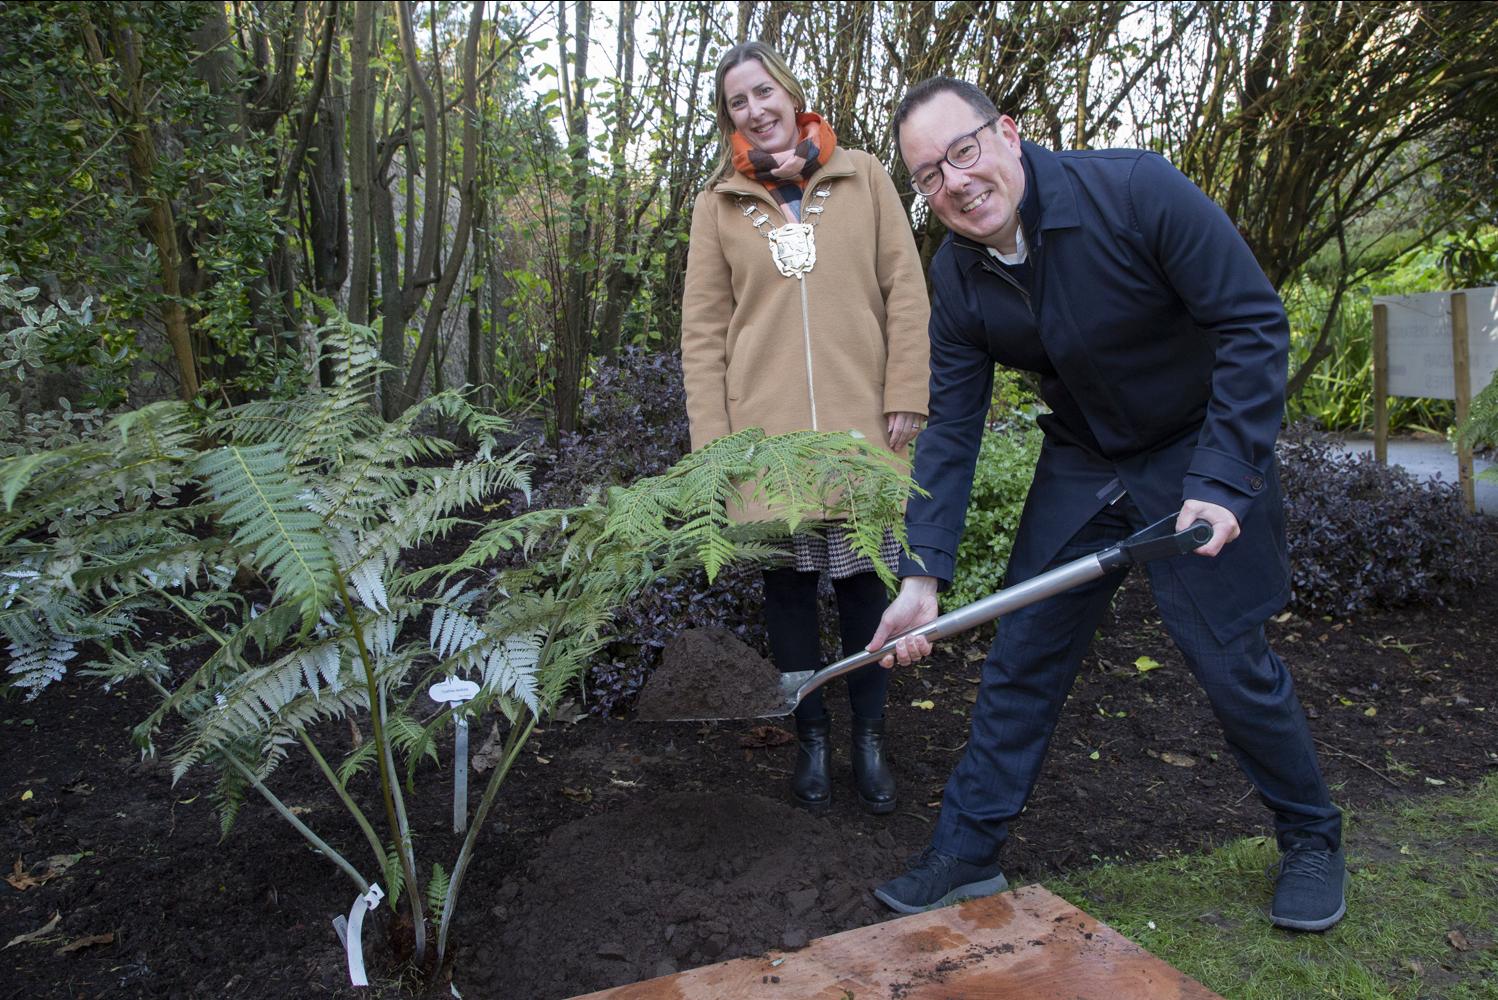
[797,275,817,429]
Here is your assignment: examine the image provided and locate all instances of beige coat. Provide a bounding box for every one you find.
[680,147,931,520]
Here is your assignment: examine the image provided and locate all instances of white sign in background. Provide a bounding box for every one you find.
[1374,287,1498,400]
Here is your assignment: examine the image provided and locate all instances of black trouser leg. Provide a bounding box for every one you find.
[832,571,893,720]
[834,571,897,812]
[762,567,826,722]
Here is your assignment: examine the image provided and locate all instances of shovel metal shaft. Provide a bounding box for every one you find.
[792,551,1110,707]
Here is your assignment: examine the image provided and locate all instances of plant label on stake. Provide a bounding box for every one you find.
[334,882,384,987]
[429,677,480,833]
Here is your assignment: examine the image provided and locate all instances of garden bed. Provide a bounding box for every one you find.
[4,571,1496,998]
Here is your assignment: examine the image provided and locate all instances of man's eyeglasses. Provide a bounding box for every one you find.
[910,118,999,197]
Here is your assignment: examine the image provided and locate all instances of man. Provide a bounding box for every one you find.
[866,78,1345,931]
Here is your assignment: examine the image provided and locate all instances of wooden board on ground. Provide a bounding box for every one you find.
[572,884,1224,999]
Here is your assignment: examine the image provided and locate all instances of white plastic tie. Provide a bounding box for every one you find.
[341,882,384,987]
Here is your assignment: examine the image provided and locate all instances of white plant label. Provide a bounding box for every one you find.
[428,677,480,706]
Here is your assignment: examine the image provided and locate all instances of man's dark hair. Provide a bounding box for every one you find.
[892,77,1001,155]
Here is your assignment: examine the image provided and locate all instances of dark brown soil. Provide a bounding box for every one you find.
[632,627,788,721]
[4,569,1496,999]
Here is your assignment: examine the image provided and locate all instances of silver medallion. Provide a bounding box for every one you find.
[768,223,817,278]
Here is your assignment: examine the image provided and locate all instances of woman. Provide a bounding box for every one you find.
[680,41,931,814]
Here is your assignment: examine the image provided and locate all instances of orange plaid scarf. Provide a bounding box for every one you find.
[730,112,837,220]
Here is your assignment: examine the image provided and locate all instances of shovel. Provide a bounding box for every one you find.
[655,514,1213,722]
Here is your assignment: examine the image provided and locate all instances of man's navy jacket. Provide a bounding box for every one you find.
[900,140,1290,642]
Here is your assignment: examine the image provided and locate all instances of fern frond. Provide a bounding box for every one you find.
[382,847,406,907]
[0,401,197,545]
[210,754,251,839]
[4,630,77,699]
[350,460,529,578]
[426,863,451,925]
[169,629,374,780]
[211,314,385,471]
[336,735,379,786]
[195,444,337,630]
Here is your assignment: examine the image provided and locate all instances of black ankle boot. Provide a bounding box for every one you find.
[851,715,896,815]
[791,716,832,811]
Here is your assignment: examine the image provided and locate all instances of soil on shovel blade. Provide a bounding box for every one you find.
[4,572,1498,999]
[632,626,789,721]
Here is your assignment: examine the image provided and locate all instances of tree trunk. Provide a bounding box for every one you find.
[396,0,444,296]
[346,1,376,328]
[551,0,593,437]
[79,15,200,401]
[398,1,486,411]
[594,0,636,360]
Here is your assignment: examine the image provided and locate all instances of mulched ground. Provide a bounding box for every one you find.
[3,560,1496,999]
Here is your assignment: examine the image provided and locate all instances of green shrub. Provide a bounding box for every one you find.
[945,416,1043,609]
[1459,372,1498,483]
[1283,230,1498,433]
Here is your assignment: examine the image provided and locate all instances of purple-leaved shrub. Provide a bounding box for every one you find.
[1278,423,1492,618]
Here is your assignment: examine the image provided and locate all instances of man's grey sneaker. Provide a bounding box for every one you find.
[1270,844,1347,931]
[873,847,1009,914]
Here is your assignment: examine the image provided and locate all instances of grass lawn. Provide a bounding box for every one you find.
[1051,776,1498,999]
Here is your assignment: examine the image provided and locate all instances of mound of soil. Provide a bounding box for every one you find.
[5,571,1497,999]
[632,627,788,721]
[477,791,905,997]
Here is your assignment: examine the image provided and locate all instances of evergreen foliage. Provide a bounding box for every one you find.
[945,417,1045,609]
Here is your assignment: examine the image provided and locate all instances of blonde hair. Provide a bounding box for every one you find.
[710,41,808,184]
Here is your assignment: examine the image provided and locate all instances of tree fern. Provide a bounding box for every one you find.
[2,304,918,972]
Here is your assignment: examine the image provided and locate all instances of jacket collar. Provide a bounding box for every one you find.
[950,140,1080,270]
[713,144,857,203]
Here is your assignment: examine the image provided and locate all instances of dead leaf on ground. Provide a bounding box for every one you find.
[4,913,61,950]
[1447,930,1472,951]
[739,725,793,748]
[1160,752,1197,768]
[55,932,113,955]
[470,722,505,774]
[6,853,84,891]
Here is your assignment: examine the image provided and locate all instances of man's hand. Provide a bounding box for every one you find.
[1177,499,1239,556]
[868,576,940,667]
